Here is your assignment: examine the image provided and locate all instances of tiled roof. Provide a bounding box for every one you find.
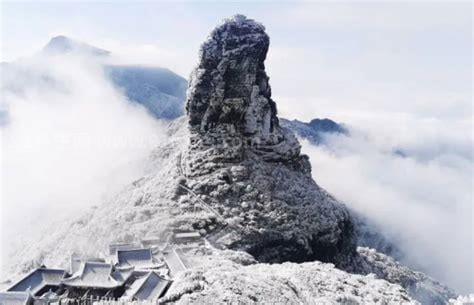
[62,261,133,289]
[164,248,187,276]
[7,268,65,296]
[0,291,32,305]
[122,271,170,301]
[116,248,162,269]
[70,256,105,274]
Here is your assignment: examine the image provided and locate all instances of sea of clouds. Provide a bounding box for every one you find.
[301,114,472,293]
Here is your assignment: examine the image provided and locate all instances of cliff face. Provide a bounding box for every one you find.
[187,15,275,136]
[181,15,355,264]
[186,15,299,161]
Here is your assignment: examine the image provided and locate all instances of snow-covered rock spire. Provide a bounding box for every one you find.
[180,15,355,264]
[187,15,272,132]
[185,15,300,162]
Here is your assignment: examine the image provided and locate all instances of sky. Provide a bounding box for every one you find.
[1,1,472,122]
[0,0,473,294]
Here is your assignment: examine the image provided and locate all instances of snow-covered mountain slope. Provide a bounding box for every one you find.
[104,65,187,120]
[4,15,457,305]
[164,249,418,305]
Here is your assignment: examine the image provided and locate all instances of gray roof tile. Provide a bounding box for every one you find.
[7,268,65,296]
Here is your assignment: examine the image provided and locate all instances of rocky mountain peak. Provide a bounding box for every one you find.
[186,15,300,166]
[175,18,456,302]
[180,15,355,264]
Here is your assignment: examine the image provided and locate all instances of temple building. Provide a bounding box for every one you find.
[1,231,201,303]
[121,270,171,302]
[6,268,66,297]
[115,248,164,270]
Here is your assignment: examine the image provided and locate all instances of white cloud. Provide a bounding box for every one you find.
[99,40,197,77]
[301,114,473,293]
[0,53,167,273]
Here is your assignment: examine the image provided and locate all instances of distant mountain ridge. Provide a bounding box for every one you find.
[281,118,348,145]
[42,35,110,56]
[104,65,187,120]
[44,36,188,120]
[1,36,188,121]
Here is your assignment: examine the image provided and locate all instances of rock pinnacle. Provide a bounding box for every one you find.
[182,15,355,263]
